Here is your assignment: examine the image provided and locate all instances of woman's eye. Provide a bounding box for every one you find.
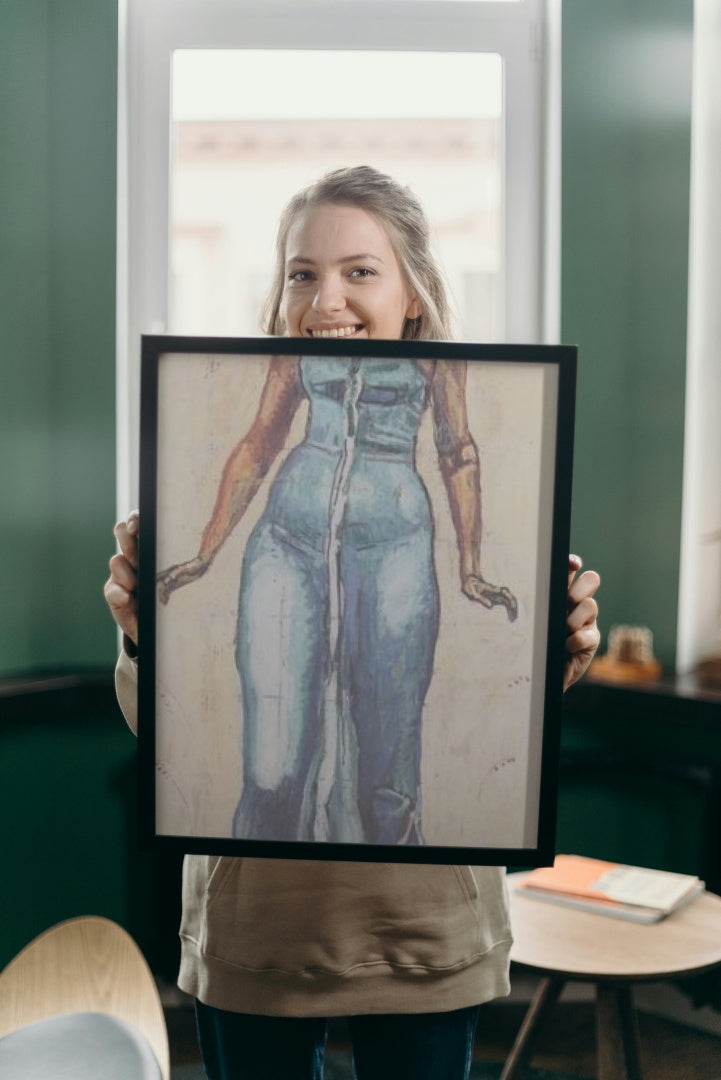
[288,269,313,283]
[349,267,374,279]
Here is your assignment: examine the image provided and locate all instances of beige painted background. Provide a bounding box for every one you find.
[153,352,557,851]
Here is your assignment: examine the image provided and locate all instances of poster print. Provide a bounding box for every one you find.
[138,336,576,865]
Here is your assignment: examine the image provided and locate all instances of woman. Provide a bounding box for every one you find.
[106,166,601,1080]
[156,167,517,847]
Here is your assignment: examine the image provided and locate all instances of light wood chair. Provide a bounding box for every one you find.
[0,915,169,1079]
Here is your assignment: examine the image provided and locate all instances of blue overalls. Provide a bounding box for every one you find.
[232,356,439,845]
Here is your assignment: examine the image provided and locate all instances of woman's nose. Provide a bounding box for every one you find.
[312,274,345,314]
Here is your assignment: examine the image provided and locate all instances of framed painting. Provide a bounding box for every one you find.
[138,335,576,865]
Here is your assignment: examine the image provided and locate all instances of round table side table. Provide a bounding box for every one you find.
[502,872,721,1080]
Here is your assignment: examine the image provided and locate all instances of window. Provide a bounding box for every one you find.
[118,0,557,509]
[169,49,503,340]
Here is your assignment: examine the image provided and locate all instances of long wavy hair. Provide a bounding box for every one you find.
[261,165,454,341]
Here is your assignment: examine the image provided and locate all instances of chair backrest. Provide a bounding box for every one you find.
[0,915,170,1080]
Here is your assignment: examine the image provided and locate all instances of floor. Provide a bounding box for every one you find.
[165,986,721,1079]
[474,999,721,1079]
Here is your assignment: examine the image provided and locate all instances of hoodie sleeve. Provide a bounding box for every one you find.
[115,643,139,736]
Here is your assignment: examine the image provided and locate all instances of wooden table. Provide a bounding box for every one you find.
[503,873,721,1080]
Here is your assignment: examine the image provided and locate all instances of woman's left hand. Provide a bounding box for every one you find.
[564,554,601,691]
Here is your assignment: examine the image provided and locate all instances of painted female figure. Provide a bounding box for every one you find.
[157,166,516,846]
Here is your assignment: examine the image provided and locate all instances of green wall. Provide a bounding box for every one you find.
[562,0,693,669]
[0,0,118,675]
[0,0,132,971]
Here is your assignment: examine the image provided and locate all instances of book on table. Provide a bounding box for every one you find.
[515,854,705,923]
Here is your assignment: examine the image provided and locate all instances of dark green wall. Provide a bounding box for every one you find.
[1,682,182,973]
[563,0,693,669]
[0,0,135,970]
[0,0,118,676]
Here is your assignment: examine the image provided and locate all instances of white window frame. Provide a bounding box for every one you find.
[676,0,721,674]
[117,0,559,511]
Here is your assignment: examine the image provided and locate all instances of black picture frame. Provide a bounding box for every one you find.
[138,335,576,865]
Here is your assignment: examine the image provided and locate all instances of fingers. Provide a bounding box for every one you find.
[568,567,601,610]
[103,576,136,621]
[566,622,601,658]
[566,591,599,637]
[567,569,600,651]
[108,550,137,592]
[105,512,140,645]
[113,510,139,568]
[103,576,138,643]
[564,559,601,689]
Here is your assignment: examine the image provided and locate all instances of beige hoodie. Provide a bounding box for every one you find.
[116,650,512,1016]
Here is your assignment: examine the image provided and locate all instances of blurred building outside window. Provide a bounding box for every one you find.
[169,50,503,342]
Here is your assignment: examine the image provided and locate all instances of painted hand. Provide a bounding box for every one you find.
[156,556,209,605]
[462,574,518,622]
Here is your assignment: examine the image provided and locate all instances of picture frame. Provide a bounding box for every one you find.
[138,335,576,865]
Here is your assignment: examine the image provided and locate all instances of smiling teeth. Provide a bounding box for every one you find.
[311,326,359,338]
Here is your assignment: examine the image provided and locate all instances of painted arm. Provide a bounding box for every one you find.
[157,356,303,603]
[430,360,517,620]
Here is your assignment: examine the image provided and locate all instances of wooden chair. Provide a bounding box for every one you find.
[0,915,170,1079]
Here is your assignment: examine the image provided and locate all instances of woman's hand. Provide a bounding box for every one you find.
[156,556,209,605]
[462,574,518,621]
[564,554,601,691]
[104,510,140,646]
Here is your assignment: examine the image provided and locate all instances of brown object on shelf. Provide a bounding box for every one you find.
[591,655,663,683]
[590,624,662,683]
[696,655,721,688]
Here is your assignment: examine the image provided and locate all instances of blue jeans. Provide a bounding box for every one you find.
[195,1000,481,1080]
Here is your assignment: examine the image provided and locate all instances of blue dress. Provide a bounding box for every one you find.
[232,356,440,845]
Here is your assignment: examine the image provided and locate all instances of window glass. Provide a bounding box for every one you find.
[170,50,503,341]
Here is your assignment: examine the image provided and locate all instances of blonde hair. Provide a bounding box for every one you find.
[262,165,453,341]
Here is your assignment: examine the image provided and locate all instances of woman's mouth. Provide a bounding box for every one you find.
[307,324,364,339]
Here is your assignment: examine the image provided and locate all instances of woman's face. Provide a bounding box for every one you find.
[281,203,421,340]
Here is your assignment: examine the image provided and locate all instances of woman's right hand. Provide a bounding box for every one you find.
[156,556,209,605]
[104,510,139,646]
